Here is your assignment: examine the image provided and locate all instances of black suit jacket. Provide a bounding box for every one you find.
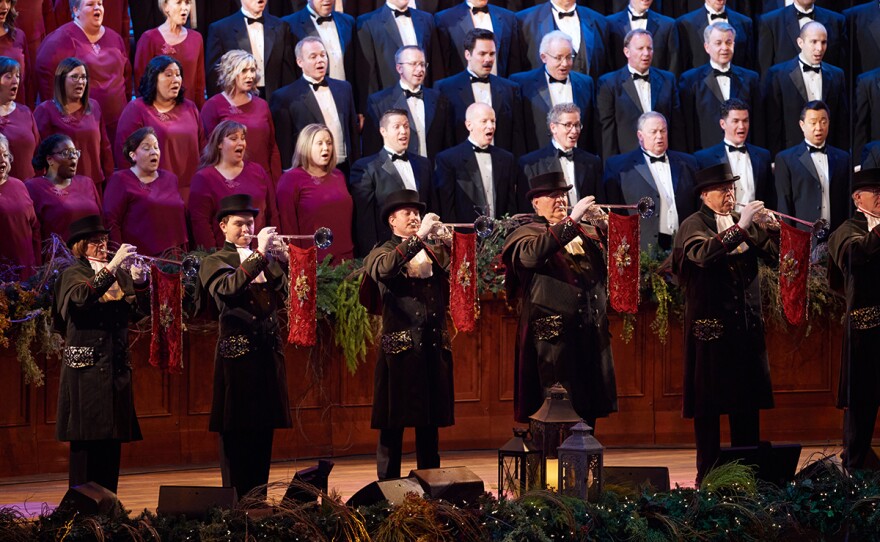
[516,3,609,79]
[434,2,520,77]
[355,5,440,111]
[861,140,880,169]
[283,8,356,81]
[844,2,880,74]
[510,68,596,155]
[348,150,434,256]
[191,0,239,37]
[433,71,523,155]
[762,57,848,156]
[694,142,775,208]
[679,63,760,152]
[774,141,850,232]
[854,68,880,161]
[603,147,699,251]
[757,5,846,76]
[518,143,603,212]
[596,65,684,158]
[362,84,453,161]
[205,10,296,102]
[675,7,754,72]
[268,77,360,169]
[433,141,518,222]
[606,8,680,75]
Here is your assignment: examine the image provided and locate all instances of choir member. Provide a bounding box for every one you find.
[37,0,132,145]
[0,0,33,107]
[103,127,187,257]
[115,55,204,203]
[201,50,282,182]
[34,57,113,189]
[26,134,101,246]
[0,134,40,277]
[13,0,54,97]
[0,56,38,182]
[276,123,354,263]
[134,0,206,108]
[189,120,278,249]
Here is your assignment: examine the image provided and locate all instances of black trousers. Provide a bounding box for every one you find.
[219,429,274,499]
[377,426,440,480]
[844,404,880,470]
[693,411,760,485]
[69,440,122,493]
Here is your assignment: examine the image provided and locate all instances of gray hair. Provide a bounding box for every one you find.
[547,103,581,128]
[703,22,736,44]
[637,111,666,131]
[215,49,261,95]
[624,28,653,48]
[295,35,325,60]
[157,0,192,9]
[539,31,574,55]
[394,45,425,64]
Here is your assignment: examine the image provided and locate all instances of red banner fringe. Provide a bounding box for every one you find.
[149,265,183,373]
[779,222,811,326]
[288,243,317,346]
[607,213,641,314]
[450,231,478,332]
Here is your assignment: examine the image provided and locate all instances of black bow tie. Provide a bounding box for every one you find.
[404,88,423,99]
[807,144,826,154]
[310,79,328,91]
[391,152,409,161]
[472,145,490,153]
[708,10,727,20]
[471,6,489,14]
[632,72,650,82]
[557,10,576,19]
[313,14,333,24]
[796,10,815,20]
[645,152,667,163]
[713,69,730,78]
[557,148,574,160]
[629,11,647,20]
[393,8,411,17]
[727,144,747,153]
[245,15,264,25]
[801,62,821,73]
[548,74,567,84]
[470,74,490,84]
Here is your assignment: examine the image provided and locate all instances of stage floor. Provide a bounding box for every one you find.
[0,445,838,518]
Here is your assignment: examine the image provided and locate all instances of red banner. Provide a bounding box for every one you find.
[607,213,640,314]
[288,243,317,346]
[450,231,478,332]
[149,265,183,373]
[779,221,811,326]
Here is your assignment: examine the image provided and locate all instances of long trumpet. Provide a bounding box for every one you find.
[734,203,829,239]
[428,215,496,241]
[242,227,334,249]
[107,251,201,278]
[566,196,656,220]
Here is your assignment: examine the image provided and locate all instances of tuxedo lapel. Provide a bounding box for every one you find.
[729,68,745,99]
[577,15,592,74]
[263,17,278,61]
[461,151,489,211]
[381,8,404,51]
[649,69,661,110]
[797,145,820,183]
[784,8,801,52]
[536,74,553,113]
[622,73,642,112]
[634,156,658,193]
[573,153,586,199]
[458,75,476,108]
[380,153,405,188]
[303,82,324,122]
[702,68,724,103]
[234,17,251,52]
[413,12,430,50]
[422,90,438,136]
[788,62,808,101]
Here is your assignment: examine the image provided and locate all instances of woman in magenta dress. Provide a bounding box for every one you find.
[277,123,353,264]
[36,0,131,145]
[0,1,33,107]
[34,57,113,190]
[115,55,204,204]
[53,0,129,57]
[201,49,282,182]
[0,134,40,277]
[134,0,205,108]
[0,57,39,182]
[189,120,278,250]
[103,127,187,257]
[13,0,54,92]
[25,134,101,247]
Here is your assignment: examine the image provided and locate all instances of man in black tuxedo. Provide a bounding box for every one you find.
[434,0,520,77]
[515,0,609,79]
[269,37,359,172]
[756,0,846,75]
[774,100,850,233]
[355,0,439,111]
[606,0,680,74]
[604,112,699,251]
[510,31,596,156]
[205,0,296,102]
[597,28,684,159]
[518,102,603,212]
[676,0,754,72]
[855,68,880,163]
[350,109,435,256]
[862,140,880,170]
[762,21,847,156]
[434,29,522,156]
[283,0,356,82]
[844,1,880,75]
[693,98,775,207]
[679,22,759,152]
[363,46,452,161]
[433,103,518,222]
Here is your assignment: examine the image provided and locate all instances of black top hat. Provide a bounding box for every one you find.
[380,189,427,224]
[526,172,573,200]
[851,168,880,193]
[216,194,260,221]
[67,214,110,247]
[692,162,740,196]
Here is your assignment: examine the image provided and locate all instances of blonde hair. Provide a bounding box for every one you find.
[291,124,337,172]
[215,50,261,95]
[157,0,192,9]
[70,239,88,258]
[201,120,247,167]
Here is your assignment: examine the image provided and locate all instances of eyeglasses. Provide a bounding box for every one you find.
[546,53,576,63]
[67,74,88,82]
[87,236,108,245]
[554,122,583,132]
[398,61,428,69]
[52,149,82,160]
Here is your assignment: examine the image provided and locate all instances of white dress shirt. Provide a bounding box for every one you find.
[806,139,831,222]
[385,145,417,190]
[388,2,418,46]
[304,75,346,163]
[628,8,648,31]
[628,66,652,113]
[241,8,266,85]
[644,150,678,235]
[550,1,581,53]
[552,139,578,203]
[798,54,823,101]
[710,60,731,101]
[723,138,755,204]
[469,138,495,215]
[545,71,573,106]
[308,6,346,80]
[468,69,493,106]
[401,82,427,157]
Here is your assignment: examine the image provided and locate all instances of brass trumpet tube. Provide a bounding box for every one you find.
[733,204,813,228]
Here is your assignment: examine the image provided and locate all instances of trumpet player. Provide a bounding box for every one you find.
[362,189,454,480]
[501,172,617,433]
[672,163,780,485]
[198,194,291,499]
[54,215,149,493]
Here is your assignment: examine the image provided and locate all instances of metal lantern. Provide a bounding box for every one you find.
[557,421,604,501]
[498,427,545,499]
[528,383,582,459]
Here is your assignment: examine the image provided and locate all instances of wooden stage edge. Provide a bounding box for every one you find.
[0,445,841,518]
